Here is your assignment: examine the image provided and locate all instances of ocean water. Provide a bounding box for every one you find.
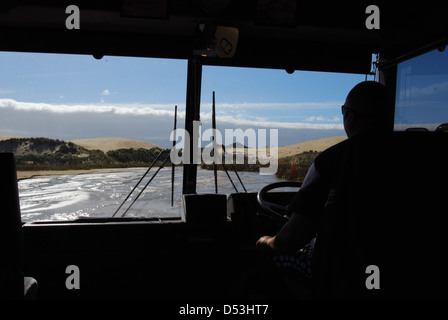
[18,168,284,222]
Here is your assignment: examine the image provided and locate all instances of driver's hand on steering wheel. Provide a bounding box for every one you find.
[256,236,276,250]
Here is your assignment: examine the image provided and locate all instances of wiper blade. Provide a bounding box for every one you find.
[111,149,165,217]
[120,151,171,217]
[29,216,181,224]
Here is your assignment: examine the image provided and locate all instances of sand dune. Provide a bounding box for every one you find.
[276,136,347,159]
[0,135,163,153]
[69,137,162,153]
[0,135,28,141]
[241,136,347,160]
[2,135,345,157]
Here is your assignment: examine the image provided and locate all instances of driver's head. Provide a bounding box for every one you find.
[342,81,394,138]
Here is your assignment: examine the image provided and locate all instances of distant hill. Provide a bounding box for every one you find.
[226,142,248,149]
[0,135,28,141]
[1,135,346,178]
[70,137,161,153]
[275,136,347,181]
[206,136,347,162]
[0,136,162,153]
[201,136,347,179]
[0,137,87,156]
[275,136,347,160]
[0,136,166,171]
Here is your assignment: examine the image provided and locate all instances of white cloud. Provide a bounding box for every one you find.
[398,81,448,101]
[102,89,110,96]
[0,98,344,131]
[305,116,341,122]
[215,115,343,130]
[0,89,15,94]
[201,101,341,110]
[0,98,346,147]
[0,98,182,117]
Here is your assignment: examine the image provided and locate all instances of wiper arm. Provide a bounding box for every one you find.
[120,151,171,217]
[111,149,165,218]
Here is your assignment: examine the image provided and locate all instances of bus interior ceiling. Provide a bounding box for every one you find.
[1,1,448,300]
[0,1,446,73]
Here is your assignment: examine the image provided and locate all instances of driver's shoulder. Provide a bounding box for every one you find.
[314,139,350,168]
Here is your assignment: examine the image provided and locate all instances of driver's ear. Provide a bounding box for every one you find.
[346,108,357,122]
[343,109,358,138]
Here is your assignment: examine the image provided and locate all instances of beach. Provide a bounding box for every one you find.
[18,167,283,222]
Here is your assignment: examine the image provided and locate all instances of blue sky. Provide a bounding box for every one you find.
[395,49,448,129]
[0,51,371,147]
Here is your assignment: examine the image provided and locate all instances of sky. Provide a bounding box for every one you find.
[395,49,448,130]
[0,51,372,148]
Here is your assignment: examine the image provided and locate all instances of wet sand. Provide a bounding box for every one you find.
[17,167,145,181]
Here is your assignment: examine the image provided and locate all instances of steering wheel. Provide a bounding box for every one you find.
[257,181,302,223]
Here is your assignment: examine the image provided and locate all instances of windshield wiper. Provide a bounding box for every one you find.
[111,149,165,218]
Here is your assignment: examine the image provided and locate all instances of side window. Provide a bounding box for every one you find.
[394,48,448,131]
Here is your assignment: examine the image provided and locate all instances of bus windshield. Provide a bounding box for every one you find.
[0,51,368,222]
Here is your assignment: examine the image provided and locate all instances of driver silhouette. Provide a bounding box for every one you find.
[256,81,394,280]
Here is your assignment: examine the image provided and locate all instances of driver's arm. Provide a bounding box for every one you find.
[257,162,330,252]
[274,212,317,252]
[256,213,316,252]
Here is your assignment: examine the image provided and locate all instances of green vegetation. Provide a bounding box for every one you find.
[275,151,320,181]
[0,137,168,171]
[106,147,165,164]
[201,162,261,173]
[2,137,320,180]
